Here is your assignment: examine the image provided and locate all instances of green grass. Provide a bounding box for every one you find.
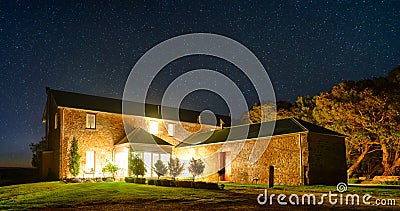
[1,182,400,210]
[0,182,234,210]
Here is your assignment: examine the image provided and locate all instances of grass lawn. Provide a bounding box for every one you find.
[0,182,241,210]
[1,181,400,210]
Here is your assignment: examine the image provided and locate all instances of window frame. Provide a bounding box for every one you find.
[85,151,95,173]
[86,113,96,129]
[54,113,58,129]
[149,121,158,135]
[167,123,174,136]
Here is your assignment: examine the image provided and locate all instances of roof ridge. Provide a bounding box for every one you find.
[290,117,309,132]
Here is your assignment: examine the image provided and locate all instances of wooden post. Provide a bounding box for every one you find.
[269,166,274,188]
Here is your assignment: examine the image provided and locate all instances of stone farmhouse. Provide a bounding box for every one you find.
[42,88,347,185]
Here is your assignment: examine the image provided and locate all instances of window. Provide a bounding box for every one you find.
[85,151,95,172]
[167,123,174,136]
[86,113,96,129]
[149,121,158,134]
[54,113,58,129]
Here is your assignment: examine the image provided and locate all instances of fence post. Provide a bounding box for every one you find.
[269,166,274,188]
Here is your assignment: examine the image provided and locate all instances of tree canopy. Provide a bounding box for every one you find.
[245,65,400,177]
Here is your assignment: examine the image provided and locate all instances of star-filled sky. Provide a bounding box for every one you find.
[1,1,399,167]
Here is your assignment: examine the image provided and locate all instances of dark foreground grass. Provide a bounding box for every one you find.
[224,183,400,198]
[1,182,400,210]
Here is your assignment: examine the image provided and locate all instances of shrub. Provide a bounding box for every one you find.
[148,179,156,185]
[134,178,146,184]
[382,181,400,185]
[104,177,115,182]
[175,180,194,188]
[125,177,135,183]
[68,137,81,177]
[69,178,82,183]
[159,179,173,187]
[102,163,119,178]
[194,181,207,189]
[195,182,219,190]
[348,179,361,184]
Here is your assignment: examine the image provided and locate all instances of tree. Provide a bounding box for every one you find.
[68,137,81,177]
[103,163,119,178]
[313,80,400,177]
[153,160,168,179]
[188,158,205,181]
[128,150,147,178]
[29,137,46,168]
[168,157,184,180]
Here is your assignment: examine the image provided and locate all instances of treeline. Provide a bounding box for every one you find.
[243,65,400,178]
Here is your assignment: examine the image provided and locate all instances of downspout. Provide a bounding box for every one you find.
[299,133,303,185]
[61,108,65,179]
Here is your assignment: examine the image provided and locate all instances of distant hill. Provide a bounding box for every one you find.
[0,167,41,187]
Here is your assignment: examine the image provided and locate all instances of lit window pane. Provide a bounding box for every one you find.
[86,113,96,129]
[54,114,58,129]
[149,121,158,134]
[85,151,95,172]
[143,152,152,177]
[160,154,170,163]
[167,123,174,136]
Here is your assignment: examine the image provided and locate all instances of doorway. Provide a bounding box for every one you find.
[219,151,231,181]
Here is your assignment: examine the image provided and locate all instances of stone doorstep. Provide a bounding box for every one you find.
[372,176,400,182]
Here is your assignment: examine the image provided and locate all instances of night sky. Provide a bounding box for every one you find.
[1,1,399,167]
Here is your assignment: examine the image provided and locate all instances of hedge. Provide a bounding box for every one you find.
[125,177,146,184]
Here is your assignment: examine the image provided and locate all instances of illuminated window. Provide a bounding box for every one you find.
[86,113,96,129]
[149,121,158,134]
[167,123,174,136]
[85,151,95,172]
[54,113,58,129]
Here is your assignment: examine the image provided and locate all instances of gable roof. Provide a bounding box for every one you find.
[115,128,172,146]
[177,118,344,147]
[45,87,230,125]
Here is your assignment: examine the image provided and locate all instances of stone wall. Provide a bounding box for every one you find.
[60,108,122,179]
[306,132,347,185]
[41,95,60,180]
[56,107,217,179]
[174,133,304,185]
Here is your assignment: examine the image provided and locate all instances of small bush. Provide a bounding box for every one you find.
[382,181,400,185]
[175,180,194,188]
[68,178,82,183]
[134,178,146,184]
[104,177,115,182]
[159,179,173,187]
[194,181,207,189]
[348,179,361,184]
[148,179,156,185]
[125,177,134,183]
[194,182,219,190]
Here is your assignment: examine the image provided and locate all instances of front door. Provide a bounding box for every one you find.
[219,152,231,181]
